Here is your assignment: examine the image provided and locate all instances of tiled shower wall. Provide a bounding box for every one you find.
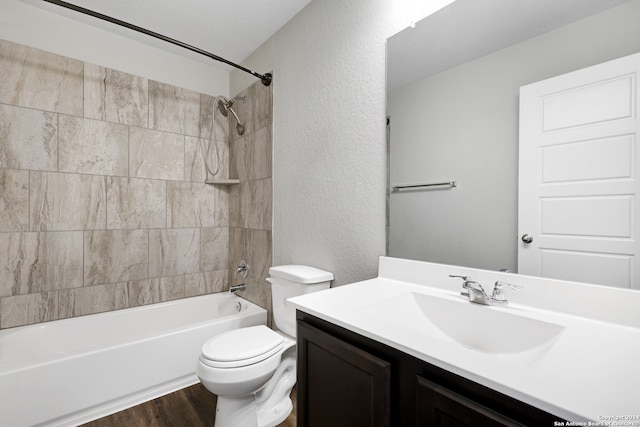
[228,82,273,317]
[0,38,273,329]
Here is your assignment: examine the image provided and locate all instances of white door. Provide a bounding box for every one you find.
[519,52,640,289]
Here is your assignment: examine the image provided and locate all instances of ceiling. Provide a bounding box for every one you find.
[387,0,631,91]
[28,0,312,71]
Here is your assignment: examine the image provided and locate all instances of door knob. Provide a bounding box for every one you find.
[521,234,533,244]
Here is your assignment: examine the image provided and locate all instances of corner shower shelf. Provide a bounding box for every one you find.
[205,179,240,186]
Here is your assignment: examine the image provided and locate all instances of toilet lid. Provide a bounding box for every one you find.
[201,325,284,367]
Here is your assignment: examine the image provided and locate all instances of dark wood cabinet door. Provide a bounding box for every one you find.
[297,320,391,427]
[416,376,525,427]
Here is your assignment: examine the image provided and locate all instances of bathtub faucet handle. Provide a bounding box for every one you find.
[236,259,249,279]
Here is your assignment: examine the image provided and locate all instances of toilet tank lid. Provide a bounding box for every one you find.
[269,265,333,284]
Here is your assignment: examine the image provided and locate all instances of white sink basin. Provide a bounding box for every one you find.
[361,292,564,354]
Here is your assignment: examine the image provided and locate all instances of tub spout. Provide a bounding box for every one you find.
[229,284,246,293]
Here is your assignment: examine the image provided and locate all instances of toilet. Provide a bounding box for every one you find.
[197,265,333,427]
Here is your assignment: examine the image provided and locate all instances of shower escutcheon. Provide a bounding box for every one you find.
[236,259,249,279]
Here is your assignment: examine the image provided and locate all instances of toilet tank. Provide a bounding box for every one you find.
[268,265,333,337]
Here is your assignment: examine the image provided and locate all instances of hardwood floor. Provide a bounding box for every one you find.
[81,383,296,427]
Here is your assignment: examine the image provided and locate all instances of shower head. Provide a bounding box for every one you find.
[216,96,246,135]
[216,98,230,117]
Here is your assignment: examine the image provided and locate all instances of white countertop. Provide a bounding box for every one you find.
[288,257,640,423]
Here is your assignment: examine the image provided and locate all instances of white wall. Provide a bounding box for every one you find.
[388,0,640,272]
[0,0,229,96]
[231,0,455,285]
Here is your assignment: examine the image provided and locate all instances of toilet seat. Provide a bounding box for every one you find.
[201,325,284,369]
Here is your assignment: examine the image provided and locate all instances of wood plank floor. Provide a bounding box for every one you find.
[81,383,296,427]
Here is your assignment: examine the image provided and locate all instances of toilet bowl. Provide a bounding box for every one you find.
[197,265,333,427]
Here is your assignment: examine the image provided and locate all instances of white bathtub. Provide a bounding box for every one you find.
[0,293,267,427]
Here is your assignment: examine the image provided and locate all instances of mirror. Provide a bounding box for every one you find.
[386,0,640,286]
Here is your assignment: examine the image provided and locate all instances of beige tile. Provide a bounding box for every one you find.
[0,231,83,297]
[0,104,58,171]
[229,183,241,228]
[157,276,186,302]
[167,182,217,228]
[231,126,272,183]
[201,227,229,272]
[59,115,129,176]
[230,132,251,182]
[0,169,29,232]
[0,291,58,328]
[58,283,128,318]
[228,227,272,311]
[231,178,272,230]
[186,136,229,183]
[185,270,228,297]
[229,227,246,279]
[185,136,208,183]
[0,39,83,115]
[230,228,272,285]
[30,172,107,231]
[129,127,185,180]
[244,275,272,318]
[251,125,273,181]
[245,229,272,283]
[254,78,273,131]
[84,63,149,127]
[128,276,185,307]
[149,228,200,277]
[125,279,151,307]
[107,177,166,229]
[84,229,149,286]
[149,81,200,136]
[215,185,230,227]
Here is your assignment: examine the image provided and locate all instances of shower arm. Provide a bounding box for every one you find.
[41,0,272,86]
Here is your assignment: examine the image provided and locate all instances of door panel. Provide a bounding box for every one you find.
[541,134,633,183]
[540,249,632,287]
[541,75,634,132]
[540,196,632,237]
[416,376,524,427]
[519,52,640,288]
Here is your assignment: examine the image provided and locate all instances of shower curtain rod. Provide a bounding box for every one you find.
[41,0,273,86]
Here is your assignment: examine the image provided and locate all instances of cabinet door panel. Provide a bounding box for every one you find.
[416,376,524,427]
[297,320,391,427]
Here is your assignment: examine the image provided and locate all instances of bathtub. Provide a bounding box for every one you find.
[0,293,266,427]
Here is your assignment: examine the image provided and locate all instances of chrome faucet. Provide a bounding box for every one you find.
[230,260,249,293]
[229,284,246,293]
[449,275,523,306]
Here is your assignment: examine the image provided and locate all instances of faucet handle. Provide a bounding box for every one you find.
[449,274,471,297]
[491,280,523,301]
[496,281,524,290]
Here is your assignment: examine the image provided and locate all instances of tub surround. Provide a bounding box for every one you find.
[288,257,640,422]
[0,38,274,329]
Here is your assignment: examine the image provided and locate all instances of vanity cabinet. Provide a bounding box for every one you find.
[296,311,561,427]
[297,320,391,427]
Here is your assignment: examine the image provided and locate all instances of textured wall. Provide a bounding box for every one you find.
[230,0,454,286]
[0,39,234,329]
